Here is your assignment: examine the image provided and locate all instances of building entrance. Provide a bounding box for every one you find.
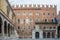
[35,32,39,39]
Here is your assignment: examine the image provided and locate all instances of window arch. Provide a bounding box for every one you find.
[47,32,50,38]
[18,19,20,24]
[35,18,40,22]
[0,17,2,33]
[18,26,20,29]
[43,32,46,38]
[36,12,39,16]
[52,19,53,22]
[29,12,32,16]
[44,19,47,22]
[29,18,33,22]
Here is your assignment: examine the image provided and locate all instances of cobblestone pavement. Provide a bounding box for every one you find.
[0,38,60,40]
[6,38,60,40]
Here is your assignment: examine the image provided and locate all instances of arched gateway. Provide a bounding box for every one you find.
[35,32,39,39]
[32,25,43,39]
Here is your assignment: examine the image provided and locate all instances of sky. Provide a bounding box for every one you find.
[8,0,60,13]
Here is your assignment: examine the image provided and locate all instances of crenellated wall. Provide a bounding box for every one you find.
[11,4,57,9]
[12,4,57,38]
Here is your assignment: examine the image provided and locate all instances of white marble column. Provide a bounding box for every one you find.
[7,24,8,37]
[39,30,43,38]
[46,32,47,38]
[32,31,35,39]
[2,21,4,38]
[50,32,52,38]
[55,27,57,38]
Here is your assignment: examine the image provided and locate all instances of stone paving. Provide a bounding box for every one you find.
[0,37,60,40]
[6,38,60,40]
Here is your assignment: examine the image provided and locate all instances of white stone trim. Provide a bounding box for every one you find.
[32,25,43,39]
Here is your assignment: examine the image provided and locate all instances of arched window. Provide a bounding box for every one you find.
[43,26,46,29]
[18,26,20,29]
[52,32,55,38]
[52,19,53,22]
[45,19,47,22]
[43,13,45,15]
[47,32,50,38]
[43,32,46,38]
[0,17,2,33]
[23,12,26,16]
[18,19,20,24]
[29,12,32,16]
[36,12,39,16]
[4,21,7,34]
[29,18,33,23]
[48,13,50,15]
[35,18,40,22]
[17,12,20,15]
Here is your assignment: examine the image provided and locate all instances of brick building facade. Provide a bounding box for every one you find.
[12,5,59,38]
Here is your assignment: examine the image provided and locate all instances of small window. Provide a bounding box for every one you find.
[35,18,40,22]
[23,12,26,16]
[18,26,20,29]
[53,27,56,29]
[43,27,46,29]
[24,27,25,29]
[28,26,30,29]
[48,13,50,15]
[22,30,24,32]
[34,26,35,29]
[50,27,52,29]
[18,19,20,24]
[29,18,33,22]
[36,12,39,16]
[17,12,20,15]
[43,13,45,15]
[29,12,32,16]
[52,19,53,22]
[20,19,24,24]
[44,19,47,22]
[53,13,54,16]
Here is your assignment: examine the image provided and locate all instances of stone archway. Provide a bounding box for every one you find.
[0,17,2,33]
[32,25,43,39]
[58,26,60,38]
[35,32,39,39]
[4,21,7,35]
